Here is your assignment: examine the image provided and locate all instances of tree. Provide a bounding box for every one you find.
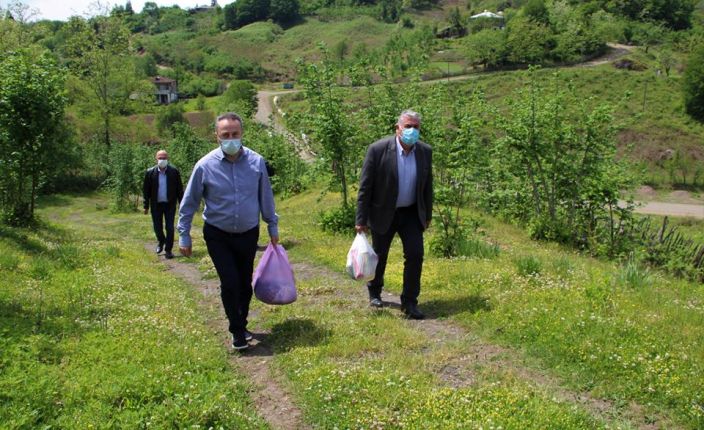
[448,6,466,36]
[465,29,507,69]
[683,45,704,122]
[296,46,356,207]
[505,17,553,65]
[269,0,299,25]
[0,50,67,225]
[223,0,269,29]
[63,14,134,148]
[156,103,186,136]
[523,0,549,24]
[219,79,258,118]
[495,70,631,251]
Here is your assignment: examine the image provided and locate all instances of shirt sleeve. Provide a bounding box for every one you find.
[258,158,279,238]
[177,163,204,248]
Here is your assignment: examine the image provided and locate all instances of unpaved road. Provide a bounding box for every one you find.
[632,201,704,219]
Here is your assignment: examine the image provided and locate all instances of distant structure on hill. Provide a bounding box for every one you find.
[190,0,218,13]
[468,10,505,30]
[470,10,504,19]
[151,76,178,105]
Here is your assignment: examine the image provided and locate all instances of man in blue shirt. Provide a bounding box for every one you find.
[178,112,279,351]
[143,150,183,259]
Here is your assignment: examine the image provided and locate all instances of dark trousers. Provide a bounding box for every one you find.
[203,223,259,335]
[368,205,424,306]
[151,202,176,252]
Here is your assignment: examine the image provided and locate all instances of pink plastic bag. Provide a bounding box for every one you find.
[253,244,297,305]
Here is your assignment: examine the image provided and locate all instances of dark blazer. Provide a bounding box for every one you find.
[356,136,433,235]
[142,165,184,210]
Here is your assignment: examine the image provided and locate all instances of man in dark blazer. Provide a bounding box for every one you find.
[355,110,433,319]
[143,149,184,259]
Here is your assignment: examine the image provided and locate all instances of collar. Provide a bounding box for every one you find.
[395,136,416,155]
[215,147,246,162]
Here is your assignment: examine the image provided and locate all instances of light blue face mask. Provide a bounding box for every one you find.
[400,127,420,146]
[220,138,242,155]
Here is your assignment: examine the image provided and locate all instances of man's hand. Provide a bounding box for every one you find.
[180,246,192,257]
[271,236,279,246]
[355,225,368,234]
[143,208,148,215]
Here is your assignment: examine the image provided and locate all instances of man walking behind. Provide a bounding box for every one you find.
[355,109,433,320]
[178,112,279,351]
[143,149,183,259]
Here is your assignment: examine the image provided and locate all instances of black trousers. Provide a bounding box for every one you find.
[151,202,176,252]
[368,205,424,306]
[203,223,259,335]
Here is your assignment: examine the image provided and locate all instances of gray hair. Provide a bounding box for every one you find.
[215,112,244,133]
[397,109,422,126]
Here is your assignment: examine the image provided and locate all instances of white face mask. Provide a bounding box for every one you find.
[157,159,168,169]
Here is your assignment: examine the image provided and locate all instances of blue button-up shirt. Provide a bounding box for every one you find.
[395,137,417,208]
[157,168,168,203]
[177,147,278,248]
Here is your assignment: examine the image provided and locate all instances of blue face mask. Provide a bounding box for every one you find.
[400,127,420,146]
[220,138,242,155]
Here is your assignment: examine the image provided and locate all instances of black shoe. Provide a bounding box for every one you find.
[401,304,425,320]
[164,251,174,259]
[244,330,254,341]
[232,332,249,351]
[155,243,164,254]
[369,297,384,308]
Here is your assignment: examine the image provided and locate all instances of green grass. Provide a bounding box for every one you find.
[4,188,703,428]
[0,195,267,428]
[273,188,704,428]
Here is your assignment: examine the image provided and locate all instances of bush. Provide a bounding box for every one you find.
[514,255,542,277]
[244,124,310,196]
[616,257,652,289]
[457,237,500,259]
[156,103,186,135]
[219,80,258,118]
[683,45,704,122]
[103,142,151,212]
[318,204,356,234]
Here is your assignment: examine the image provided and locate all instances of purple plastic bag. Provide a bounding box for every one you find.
[253,244,297,305]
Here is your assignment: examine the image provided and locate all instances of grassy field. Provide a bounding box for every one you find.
[2,190,702,428]
[0,195,266,428]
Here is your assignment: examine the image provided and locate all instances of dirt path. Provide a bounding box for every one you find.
[155,243,678,429]
[255,90,315,161]
[578,43,635,67]
[150,244,310,430]
[623,200,704,219]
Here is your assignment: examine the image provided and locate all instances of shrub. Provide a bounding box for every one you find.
[103,142,150,212]
[318,204,356,234]
[219,80,258,118]
[616,257,652,289]
[457,237,500,259]
[682,45,704,122]
[514,255,542,277]
[156,103,186,136]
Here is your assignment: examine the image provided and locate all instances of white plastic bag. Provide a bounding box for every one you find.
[346,232,378,281]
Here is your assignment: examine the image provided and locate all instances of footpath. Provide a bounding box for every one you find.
[158,245,678,429]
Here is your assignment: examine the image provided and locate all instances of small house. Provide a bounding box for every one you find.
[151,76,178,105]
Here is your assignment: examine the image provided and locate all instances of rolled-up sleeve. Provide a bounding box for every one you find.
[177,163,204,248]
[258,158,279,238]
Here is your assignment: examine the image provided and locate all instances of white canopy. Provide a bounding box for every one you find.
[470,10,503,19]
